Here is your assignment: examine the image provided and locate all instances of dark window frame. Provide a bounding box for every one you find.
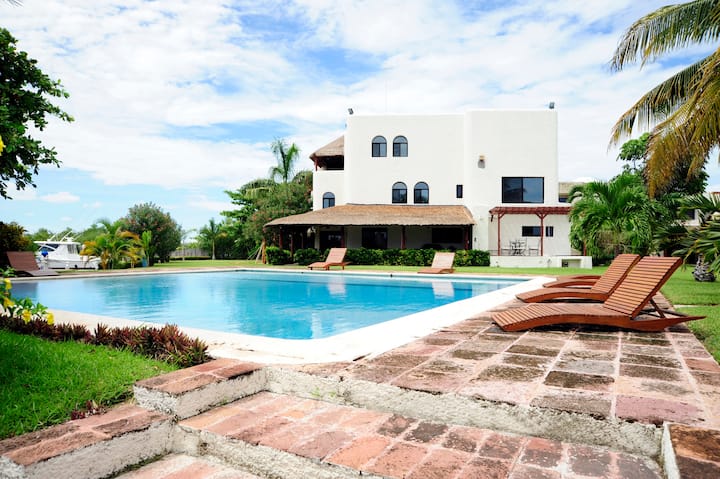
[521,226,542,237]
[413,181,429,204]
[322,192,335,209]
[362,227,388,249]
[392,136,408,157]
[501,177,544,203]
[392,181,408,204]
[372,136,387,157]
[456,184,463,198]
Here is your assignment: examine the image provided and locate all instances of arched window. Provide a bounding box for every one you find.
[322,192,335,208]
[372,136,387,157]
[392,182,407,204]
[414,182,429,204]
[393,136,408,157]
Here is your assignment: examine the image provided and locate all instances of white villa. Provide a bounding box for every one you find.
[267,109,591,268]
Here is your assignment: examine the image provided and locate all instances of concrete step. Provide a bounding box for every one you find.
[115,454,263,479]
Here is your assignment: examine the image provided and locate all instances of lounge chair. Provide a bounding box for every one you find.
[494,256,704,332]
[308,248,350,270]
[518,254,640,302]
[5,251,59,277]
[543,253,640,288]
[419,252,455,274]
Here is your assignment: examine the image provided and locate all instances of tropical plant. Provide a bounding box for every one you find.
[140,230,153,266]
[568,172,657,258]
[269,138,300,183]
[81,220,141,269]
[197,218,224,260]
[675,193,720,278]
[0,222,30,261]
[609,0,720,196]
[121,203,181,264]
[0,28,73,198]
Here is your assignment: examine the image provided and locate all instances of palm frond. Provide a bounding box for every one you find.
[611,0,720,71]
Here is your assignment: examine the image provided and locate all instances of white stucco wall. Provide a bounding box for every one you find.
[311,109,571,255]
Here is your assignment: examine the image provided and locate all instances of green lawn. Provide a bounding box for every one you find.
[0,330,176,439]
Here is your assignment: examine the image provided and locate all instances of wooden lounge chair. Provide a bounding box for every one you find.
[494,256,704,332]
[308,248,350,270]
[518,254,641,302]
[542,253,640,288]
[419,252,455,274]
[5,251,59,277]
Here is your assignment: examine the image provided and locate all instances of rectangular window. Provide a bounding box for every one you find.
[456,184,463,198]
[392,189,407,204]
[521,226,541,237]
[393,143,408,157]
[432,228,463,244]
[362,228,388,249]
[502,177,544,203]
[545,226,554,237]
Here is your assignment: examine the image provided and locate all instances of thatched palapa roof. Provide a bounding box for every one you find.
[266,204,475,228]
[309,136,344,168]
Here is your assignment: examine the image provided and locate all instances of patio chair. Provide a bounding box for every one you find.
[5,251,59,277]
[308,248,350,270]
[494,256,703,332]
[419,252,456,274]
[542,253,640,287]
[518,254,641,302]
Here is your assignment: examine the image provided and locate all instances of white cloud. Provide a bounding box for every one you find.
[40,192,80,203]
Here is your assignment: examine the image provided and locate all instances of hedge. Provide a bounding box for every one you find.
[289,248,490,267]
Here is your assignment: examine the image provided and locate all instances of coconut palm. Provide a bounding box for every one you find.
[675,193,720,278]
[269,138,300,184]
[568,173,656,257]
[610,0,720,195]
[197,218,224,260]
[81,222,141,269]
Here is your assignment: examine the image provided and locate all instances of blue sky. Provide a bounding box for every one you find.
[3,0,719,237]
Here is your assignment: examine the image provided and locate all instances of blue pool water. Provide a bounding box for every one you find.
[11,271,522,340]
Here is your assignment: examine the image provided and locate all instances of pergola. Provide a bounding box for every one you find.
[489,205,572,256]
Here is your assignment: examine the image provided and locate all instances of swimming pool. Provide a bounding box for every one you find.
[12,271,522,340]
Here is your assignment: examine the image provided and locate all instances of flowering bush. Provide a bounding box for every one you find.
[0,277,54,325]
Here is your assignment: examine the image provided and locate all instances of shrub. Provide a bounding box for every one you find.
[293,248,323,266]
[455,249,490,266]
[345,247,383,265]
[265,246,293,265]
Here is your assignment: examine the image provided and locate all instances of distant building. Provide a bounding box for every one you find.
[267,110,590,267]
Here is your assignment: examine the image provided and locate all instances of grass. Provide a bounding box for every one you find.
[660,267,720,362]
[0,330,176,439]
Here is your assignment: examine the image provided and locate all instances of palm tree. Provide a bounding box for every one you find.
[675,193,720,279]
[609,0,720,195]
[269,138,300,184]
[81,219,142,269]
[198,218,223,260]
[568,173,656,258]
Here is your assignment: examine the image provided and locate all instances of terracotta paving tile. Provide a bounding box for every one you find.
[620,353,682,369]
[515,337,566,350]
[475,365,546,382]
[287,429,354,460]
[668,423,720,464]
[507,465,561,479]
[199,410,259,436]
[691,370,720,388]
[461,337,516,353]
[566,444,612,477]
[377,414,417,437]
[675,456,720,478]
[338,408,391,432]
[365,441,429,478]
[506,345,560,357]
[684,357,720,372]
[614,455,663,479]
[613,376,695,401]
[403,421,448,444]
[213,362,262,380]
[560,349,617,362]
[190,358,243,373]
[392,369,469,393]
[256,425,304,451]
[422,358,474,373]
[0,423,79,455]
[461,380,538,405]
[94,410,167,436]
[3,431,104,466]
[531,390,611,418]
[179,402,251,430]
[344,363,406,383]
[407,448,472,479]
[457,456,512,479]
[553,358,615,375]
[619,364,683,382]
[368,353,429,368]
[326,435,392,470]
[543,371,614,391]
[229,416,293,445]
[500,353,554,370]
[443,426,486,453]
[518,437,564,468]
[476,432,525,460]
[616,395,705,425]
[447,348,495,361]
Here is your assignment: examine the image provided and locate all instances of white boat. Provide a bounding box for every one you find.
[35,235,100,270]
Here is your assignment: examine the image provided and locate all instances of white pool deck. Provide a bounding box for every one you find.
[17,268,550,364]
